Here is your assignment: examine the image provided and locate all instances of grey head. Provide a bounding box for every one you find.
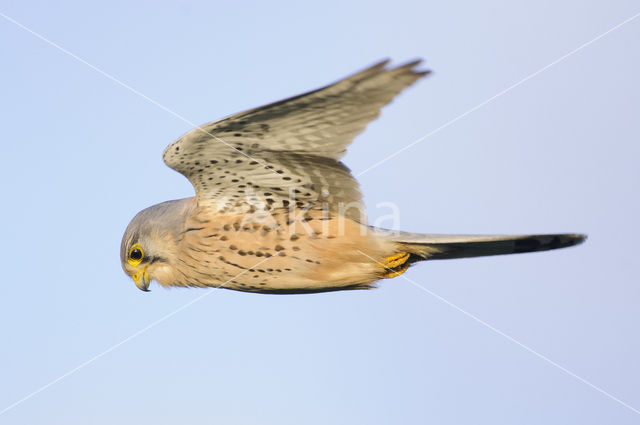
[120,198,195,291]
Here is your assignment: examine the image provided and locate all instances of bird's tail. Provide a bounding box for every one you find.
[385,231,586,262]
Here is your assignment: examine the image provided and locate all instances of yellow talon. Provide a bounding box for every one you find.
[380,252,411,278]
[383,262,410,278]
[384,252,410,268]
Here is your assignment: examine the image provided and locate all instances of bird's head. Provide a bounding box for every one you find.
[120,218,170,292]
[120,199,194,291]
[121,238,153,292]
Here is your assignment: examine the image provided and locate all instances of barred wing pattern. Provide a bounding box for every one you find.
[163,60,429,221]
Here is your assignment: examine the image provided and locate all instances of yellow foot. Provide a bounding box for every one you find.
[381,252,411,278]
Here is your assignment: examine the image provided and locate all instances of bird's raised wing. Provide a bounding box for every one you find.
[163,60,429,221]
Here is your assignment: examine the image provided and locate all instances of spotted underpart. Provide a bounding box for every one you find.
[170,205,391,293]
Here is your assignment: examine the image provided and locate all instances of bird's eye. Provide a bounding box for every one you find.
[128,244,144,266]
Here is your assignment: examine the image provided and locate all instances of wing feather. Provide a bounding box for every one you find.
[162,60,429,219]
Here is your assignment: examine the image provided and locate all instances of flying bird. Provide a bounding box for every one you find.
[120,59,585,293]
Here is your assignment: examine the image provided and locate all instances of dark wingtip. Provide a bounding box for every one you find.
[395,58,431,77]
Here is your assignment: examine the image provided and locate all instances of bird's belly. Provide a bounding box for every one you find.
[177,210,391,293]
[221,260,382,294]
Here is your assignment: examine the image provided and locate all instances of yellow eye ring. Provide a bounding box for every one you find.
[128,243,144,266]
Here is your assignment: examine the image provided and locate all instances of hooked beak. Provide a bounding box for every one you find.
[132,268,150,292]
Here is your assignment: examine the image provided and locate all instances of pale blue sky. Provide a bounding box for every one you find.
[1,1,639,424]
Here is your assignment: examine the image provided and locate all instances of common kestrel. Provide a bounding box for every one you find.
[120,59,585,293]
